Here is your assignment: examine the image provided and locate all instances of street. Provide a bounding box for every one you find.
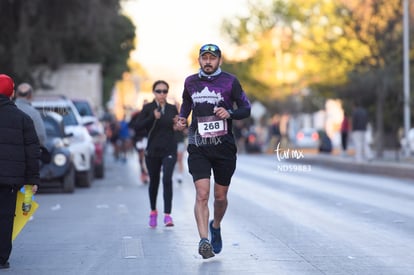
[8,149,414,275]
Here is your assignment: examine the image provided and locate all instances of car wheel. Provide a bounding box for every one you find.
[89,158,95,181]
[62,166,75,193]
[76,170,92,187]
[76,157,94,187]
[94,163,104,179]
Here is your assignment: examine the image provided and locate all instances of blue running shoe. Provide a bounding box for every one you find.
[209,220,222,254]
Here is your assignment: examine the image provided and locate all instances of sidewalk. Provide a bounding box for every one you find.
[290,148,414,180]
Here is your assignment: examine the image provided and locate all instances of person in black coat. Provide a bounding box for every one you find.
[0,74,40,269]
[128,100,149,184]
[133,80,178,228]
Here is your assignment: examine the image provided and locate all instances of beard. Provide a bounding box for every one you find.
[202,65,217,74]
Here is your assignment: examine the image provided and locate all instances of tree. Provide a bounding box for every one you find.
[336,0,404,156]
[221,0,411,154]
[221,0,368,107]
[0,0,135,104]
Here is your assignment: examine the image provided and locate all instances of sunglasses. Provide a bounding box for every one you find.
[200,45,219,52]
[199,44,221,56]
[154,89,168,94]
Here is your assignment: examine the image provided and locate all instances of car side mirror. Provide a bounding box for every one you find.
[64,132,74,138]
[81,116,95,126]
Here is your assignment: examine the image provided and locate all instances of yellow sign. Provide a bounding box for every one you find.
[13,191,39,241]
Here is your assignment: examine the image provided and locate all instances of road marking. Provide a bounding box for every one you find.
[122,236,144,259]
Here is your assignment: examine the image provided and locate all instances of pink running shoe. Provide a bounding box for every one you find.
[164,214,174,227]
[149,210,157,228]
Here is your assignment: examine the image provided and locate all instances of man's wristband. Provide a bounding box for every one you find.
[227,109,234,119]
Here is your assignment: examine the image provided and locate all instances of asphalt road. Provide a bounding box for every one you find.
[8,149,414,275]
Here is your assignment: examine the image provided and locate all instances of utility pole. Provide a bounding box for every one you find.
[403,0,411,157]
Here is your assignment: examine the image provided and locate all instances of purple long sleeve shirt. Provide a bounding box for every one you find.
[179,71,251,146]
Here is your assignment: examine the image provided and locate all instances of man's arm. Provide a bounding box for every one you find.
[230,78,251,120]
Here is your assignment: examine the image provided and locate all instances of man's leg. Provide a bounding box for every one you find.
[352,131,363,162]
[194,178,215,258]
[209,183,229,254]
[0,187,17,266]
[209,142,236,254]
[212,183,229,228]
[194,178,210,239]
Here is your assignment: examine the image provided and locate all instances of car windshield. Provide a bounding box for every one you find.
[43,117,62,138]
[36,106,79,126]
[73,101,94,117]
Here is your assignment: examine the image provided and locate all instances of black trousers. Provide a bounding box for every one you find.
[145,154,177,214]
[0,186,17,264]
[341,132,348,151]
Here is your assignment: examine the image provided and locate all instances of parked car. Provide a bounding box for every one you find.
[294,128,320,148]
[33,96,95,187]
[400,128,414,154]
[72,99,106,178]
[39,111,75,193]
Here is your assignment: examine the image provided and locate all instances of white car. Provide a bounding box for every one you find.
[400,128,414,154]
[33,96,95,187]
[72,99,106,178]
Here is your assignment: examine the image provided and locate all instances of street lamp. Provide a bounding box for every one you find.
[403,0,411,157]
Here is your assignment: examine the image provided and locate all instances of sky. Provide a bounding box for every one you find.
[121,0,249,96]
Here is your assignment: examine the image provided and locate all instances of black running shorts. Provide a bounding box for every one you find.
[187,142,237,186]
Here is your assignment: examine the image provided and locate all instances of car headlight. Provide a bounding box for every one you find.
[53,153,67,166]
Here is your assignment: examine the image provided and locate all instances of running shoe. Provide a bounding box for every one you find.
[149,210,157,228]
[164,214,174,227]
[209,220,222,254]
[198,238,215,259]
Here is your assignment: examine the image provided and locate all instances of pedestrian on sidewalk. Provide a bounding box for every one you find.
[129,100,149,184]
[0,74,40,269]
[117,114,131,163]
[351,101,372,162]
[176,44,251,259]
[340,110,350,156]
[133,80,179,228]
[174,101,187,184]
[14,83,47,147]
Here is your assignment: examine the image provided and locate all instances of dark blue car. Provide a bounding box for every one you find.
[39,111,75,193]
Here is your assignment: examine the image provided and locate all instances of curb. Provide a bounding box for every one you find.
[290,154,414,180]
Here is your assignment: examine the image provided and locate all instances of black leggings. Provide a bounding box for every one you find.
[145,154,177,214]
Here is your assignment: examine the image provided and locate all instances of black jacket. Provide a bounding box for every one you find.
[129,110,148,142]
[0,95,40,187]
[133,100,178,157]
[352,107,368,131]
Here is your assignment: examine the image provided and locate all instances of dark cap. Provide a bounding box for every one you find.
[199,44,221,57]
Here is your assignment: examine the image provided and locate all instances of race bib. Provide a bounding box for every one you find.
[197,115,227,138]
